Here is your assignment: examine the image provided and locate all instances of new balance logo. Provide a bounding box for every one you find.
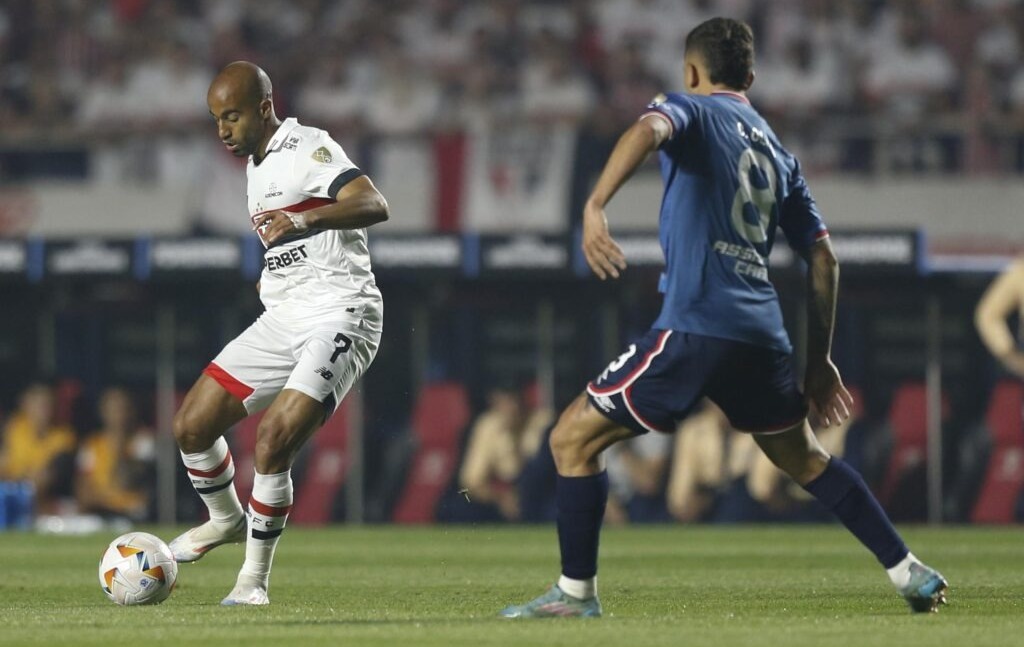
[315,366,334,381]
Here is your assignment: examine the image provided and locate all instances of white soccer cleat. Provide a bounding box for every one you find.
[221,577,270,606]
[168,517,247,563]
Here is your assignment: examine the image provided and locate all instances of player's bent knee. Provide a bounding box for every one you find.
[173,407,216,454]
[549,397,602,470]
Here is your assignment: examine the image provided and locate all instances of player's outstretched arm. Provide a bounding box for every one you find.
[801,238,853,427]
[252,176,389,244]
[975,259,1024,378]
[582,117,668,279]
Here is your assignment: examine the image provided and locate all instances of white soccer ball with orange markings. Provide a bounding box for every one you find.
[98,532,178,605]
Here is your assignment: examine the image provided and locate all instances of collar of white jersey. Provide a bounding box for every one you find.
[264,117,300,154]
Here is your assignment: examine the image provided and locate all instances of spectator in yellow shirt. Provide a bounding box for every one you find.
[0,382,77,513]
[458,382,553,521]
[75,387,155,520]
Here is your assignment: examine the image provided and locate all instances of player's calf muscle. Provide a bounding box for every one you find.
[254,409,319,473]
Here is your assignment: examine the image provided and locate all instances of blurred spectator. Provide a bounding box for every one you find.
[975,257,1024,378]
[665,401,756,522]
[604,430,672,524]
[457,381,552,521]
[295,54,366,133]
[0,382,77,514]
[75,387,155,521]
[750,37,839,120]
[667,399,853,523]
[521,33,596,124]
[862,7,958,171]
[741,415,851,522]
[363,42,442,137]
[862,8,956,123]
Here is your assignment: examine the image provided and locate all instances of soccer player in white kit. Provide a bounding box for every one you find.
[168,62,389,606]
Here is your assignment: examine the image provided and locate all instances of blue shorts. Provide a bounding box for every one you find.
[586,329,808,435]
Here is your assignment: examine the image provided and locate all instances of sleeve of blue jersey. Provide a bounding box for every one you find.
[641,93,697,143]
[779,165,829,250]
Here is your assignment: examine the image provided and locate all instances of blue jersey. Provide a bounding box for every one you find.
[643,91,828,353]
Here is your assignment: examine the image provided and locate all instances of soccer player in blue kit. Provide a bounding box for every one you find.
[501,17,947,618]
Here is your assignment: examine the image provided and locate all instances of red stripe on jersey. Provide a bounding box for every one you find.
[250,499,293,517]
[203,362,255,402]
[187,453,232,478]
[251,197,333,220]
[814,229,830,240]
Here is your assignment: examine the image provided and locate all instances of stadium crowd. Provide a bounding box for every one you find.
[0,0,1022,174]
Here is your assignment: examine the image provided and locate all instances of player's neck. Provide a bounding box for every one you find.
[701,83,745,97]
[253,117,283,164]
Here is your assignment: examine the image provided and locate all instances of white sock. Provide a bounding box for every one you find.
[558,575,597,600]
[181,436,243,527]
[239,470,293,589]
[886,552,919,589]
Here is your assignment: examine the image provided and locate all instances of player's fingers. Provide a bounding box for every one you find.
[583,246,608,280]
[833,394,851,421]
[839,385,855,410]
[600,237,627,269]
[596,251,620,279]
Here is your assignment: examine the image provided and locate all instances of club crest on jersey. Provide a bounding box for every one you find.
[312,147,333,164]
[648,93,667,108]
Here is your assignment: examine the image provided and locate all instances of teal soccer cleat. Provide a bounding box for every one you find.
[500,585,602,618]
[900,562,948,613]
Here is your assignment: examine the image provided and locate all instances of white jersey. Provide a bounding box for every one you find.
[246,117,382,328]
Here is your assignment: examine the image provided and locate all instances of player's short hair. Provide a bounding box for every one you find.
[685,17,755,91]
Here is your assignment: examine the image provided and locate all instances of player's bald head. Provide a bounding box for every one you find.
[207,61,280,159]
[208,61,273,108]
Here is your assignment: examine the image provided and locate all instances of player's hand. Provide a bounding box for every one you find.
[582,201,627,280]
[804,358,854,427]
[252,210,309,245]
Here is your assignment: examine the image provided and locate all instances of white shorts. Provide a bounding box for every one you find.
[204,309,380,418]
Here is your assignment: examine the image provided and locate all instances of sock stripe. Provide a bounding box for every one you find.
[250,499,293,517]
[251,528,284,540]
[187,453,233,478]
[196,479,234,495]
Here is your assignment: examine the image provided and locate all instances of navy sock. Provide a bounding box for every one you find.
[803,457,909,568]
[556,472,609,580]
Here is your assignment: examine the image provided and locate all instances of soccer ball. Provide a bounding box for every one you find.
[98,532,178,605]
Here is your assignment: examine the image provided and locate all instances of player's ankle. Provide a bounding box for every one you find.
[235,570,269,590]
[886,552,919,589]
[558,575,597,600]
[210,515,245,530]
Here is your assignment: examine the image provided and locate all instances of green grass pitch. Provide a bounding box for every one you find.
[0,525,1021,646]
